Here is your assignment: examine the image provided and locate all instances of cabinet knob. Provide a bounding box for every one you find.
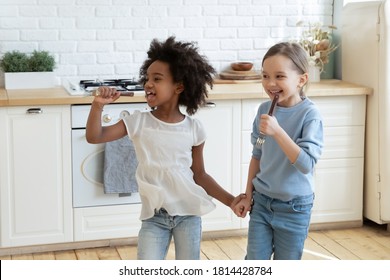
[102,114,112,123]
[26,108,43,114]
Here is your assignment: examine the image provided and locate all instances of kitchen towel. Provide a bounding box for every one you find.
[103,136,138,195]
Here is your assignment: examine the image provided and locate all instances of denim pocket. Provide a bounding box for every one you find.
[291,194,314,213]
[292,202,313,213]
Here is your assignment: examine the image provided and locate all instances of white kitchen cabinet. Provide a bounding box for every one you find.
[192,100,242,231]
[310,95,366,226]
[0,105,73,247]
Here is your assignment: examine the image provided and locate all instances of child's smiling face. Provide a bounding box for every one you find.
[261,54,308,107]
[143,60,183,108]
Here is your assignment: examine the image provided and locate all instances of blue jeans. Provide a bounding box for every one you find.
[137,208,202,260]
[246,191,314,260]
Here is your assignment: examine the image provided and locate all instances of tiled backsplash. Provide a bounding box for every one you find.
[0,0,334,87]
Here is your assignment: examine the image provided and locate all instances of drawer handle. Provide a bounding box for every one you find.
[204,102,216,108]
[26,108,43,114]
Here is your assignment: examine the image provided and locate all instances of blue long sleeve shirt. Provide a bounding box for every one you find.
[251,97,324,201]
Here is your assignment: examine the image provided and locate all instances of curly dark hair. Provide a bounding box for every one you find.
[139,36,216,115]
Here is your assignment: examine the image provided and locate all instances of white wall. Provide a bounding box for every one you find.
[0,0,334,87]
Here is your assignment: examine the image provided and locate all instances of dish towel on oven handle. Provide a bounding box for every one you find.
[103,136,139,196]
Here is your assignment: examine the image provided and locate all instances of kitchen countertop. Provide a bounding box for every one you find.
[0,79,372,107]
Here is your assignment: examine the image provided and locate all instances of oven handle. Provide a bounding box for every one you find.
[204,102,216,108]
[26,108,43,114]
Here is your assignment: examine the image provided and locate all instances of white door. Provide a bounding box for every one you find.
[0,105,73,247]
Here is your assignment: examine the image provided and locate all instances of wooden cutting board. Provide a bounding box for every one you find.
[219,70,261,80]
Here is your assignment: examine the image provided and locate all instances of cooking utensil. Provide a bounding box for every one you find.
[255,94,279,147]
[87,89,134,97]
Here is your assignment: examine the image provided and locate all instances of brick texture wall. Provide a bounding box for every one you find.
[0,0,334,87]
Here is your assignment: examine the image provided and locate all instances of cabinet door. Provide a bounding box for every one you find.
[241,99,262,177]
[192,100,241,231]
[0,105,72,247]
[240,99,262,228]
[311,158,364,224]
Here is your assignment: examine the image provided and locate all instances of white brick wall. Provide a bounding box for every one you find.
[0,0,334,87]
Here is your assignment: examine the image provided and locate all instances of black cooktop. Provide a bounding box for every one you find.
[79,79,144,92]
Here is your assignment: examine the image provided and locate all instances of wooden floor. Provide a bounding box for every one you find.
[1,220,390,260]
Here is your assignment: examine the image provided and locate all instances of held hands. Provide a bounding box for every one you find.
[230,193,252,218]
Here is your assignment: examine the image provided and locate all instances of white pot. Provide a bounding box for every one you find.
[4,72,56,89]
[308,65,321,82]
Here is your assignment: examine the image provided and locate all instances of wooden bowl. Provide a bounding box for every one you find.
[231,62,253,71]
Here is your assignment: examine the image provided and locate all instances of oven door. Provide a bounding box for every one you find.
[72,129,141,208]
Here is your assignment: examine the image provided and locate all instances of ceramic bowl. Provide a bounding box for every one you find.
[231,62,253,71]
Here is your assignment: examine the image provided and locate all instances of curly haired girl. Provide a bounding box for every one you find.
[86,36,244,260]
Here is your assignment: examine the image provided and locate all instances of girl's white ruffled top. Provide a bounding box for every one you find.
[123,111,216,220]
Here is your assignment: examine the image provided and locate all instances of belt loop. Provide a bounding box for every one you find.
[155,208,167,214]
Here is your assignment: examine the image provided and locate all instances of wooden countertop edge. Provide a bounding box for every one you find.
[0,79,373,107]
[5,95,148,106]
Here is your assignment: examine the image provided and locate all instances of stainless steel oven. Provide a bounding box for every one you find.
[71,103,149,208]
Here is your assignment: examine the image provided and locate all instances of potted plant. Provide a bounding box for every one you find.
[0,50,56,89]
[295,21,338,82]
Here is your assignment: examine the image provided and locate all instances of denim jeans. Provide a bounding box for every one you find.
[246,191,314,260]
[137,208,202,260]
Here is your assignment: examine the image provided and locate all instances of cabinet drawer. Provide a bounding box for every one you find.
[242,125,364,163]
[242,96,366,130]
[74,205,142,241]
[312,158,363,224]
[322,126,365,159]
[312,95,366,127]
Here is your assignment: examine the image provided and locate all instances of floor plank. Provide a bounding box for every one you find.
[116,245,137,260]
[96,247,121,260]
[200,240,230,260]
[214,237,246,260]
[75,248,99,260]
[232,236,248,253]
[335,232,390,260]
[165,243,176,260]
[302,236,337,260]
[54,250,78,260]
[33,252,55,260]
[11,253,34,260]
[308,230,359,260]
